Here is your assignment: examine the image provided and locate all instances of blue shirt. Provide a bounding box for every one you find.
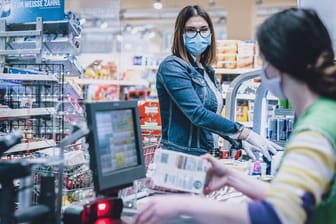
[156,55,243,155]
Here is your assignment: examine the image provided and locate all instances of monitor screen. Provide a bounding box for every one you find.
[85,100,146,196]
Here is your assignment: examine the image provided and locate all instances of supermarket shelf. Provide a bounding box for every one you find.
[223,93,278,101]
[0,73,59,82]
[73,78,149,86]
[10,98,36,103]
[274,108,295,117]
[41,98,59,102]
[215,68,260,75]
[6,19,80,37]
[4,139,56,154]
[2,17,82,76]
[128,65,159,70]
[0,107,55,119]
[5,56,83,77]
[8,37,79,55]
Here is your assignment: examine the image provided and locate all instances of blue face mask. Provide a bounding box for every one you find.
[260,62,287,99]
[183,33,211,56]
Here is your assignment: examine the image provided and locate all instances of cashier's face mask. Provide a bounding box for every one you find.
[183,33,211,56]
[260,62,287,99]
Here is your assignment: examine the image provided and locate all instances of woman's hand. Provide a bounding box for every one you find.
[242,130,282,161]
[133,195,185,224]
[201,154,231,195]
[202,153,270,200]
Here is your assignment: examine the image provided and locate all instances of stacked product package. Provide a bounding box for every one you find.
[148,149,210,194]
[215,40,262,69]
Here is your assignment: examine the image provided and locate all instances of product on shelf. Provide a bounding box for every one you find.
[236,103,249,122]
[84,60,118,80]
[64,78,83,99]
[254,44,263,68]
[126,88,148,100]
[138,100,161,126]
[216,40,238,69]
[267,115,294,142]
[5,66,45,75]
[215,40,260,69]
[0,10,88,221]
[148,149,209,194]
[86,84,120,101]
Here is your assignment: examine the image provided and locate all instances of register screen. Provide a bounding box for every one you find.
[95,109,138,175]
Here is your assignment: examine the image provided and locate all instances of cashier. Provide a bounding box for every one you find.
[135,7,336,224]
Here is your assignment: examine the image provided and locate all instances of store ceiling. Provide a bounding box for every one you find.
[66,0,297,21]
[119,0,297,10]
[65,0,297,53]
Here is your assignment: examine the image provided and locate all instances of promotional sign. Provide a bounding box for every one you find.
[0,0,64,23]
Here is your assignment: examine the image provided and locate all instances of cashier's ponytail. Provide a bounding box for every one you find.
[305,52,336,100]
[257,8,336,100]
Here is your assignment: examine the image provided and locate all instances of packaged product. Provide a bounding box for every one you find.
[148,149,209,194]
[216,61,237,69]
[236,54,254,69]
[254,54,263,68]
[217,53,237,61]
[237,41,255,55]
[216,40,239,54]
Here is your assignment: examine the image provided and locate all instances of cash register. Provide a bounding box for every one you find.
[63,100,146,224]
[63,100,201,224]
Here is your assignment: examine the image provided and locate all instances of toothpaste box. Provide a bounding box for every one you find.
[149,149,210,194]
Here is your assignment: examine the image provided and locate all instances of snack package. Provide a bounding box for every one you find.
[149,149,210,194]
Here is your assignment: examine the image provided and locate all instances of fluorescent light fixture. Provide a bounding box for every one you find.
[100,22,108,29]
[153,0,162,10]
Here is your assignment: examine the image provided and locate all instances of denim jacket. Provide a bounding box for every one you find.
[156,55,243,156]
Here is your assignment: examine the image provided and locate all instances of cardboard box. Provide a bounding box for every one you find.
[149,149,209,194]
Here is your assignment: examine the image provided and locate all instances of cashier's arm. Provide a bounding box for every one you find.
[134,194,251,224]
[203,154,270,200]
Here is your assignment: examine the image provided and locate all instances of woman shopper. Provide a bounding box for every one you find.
[135,8,336,224]
[156,5,280,159]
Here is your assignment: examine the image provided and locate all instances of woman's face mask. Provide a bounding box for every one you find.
[260,62,287,99]
[183,32,211,56]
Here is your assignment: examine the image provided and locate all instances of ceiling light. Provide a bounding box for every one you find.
[208,0,216,7]
[80,18,86,25]
[116,35,123,42]
[153,0,162,10]
[100,22,108,29]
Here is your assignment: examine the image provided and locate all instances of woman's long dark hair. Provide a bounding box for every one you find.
[172,5,217,66]
[257,8,336,99]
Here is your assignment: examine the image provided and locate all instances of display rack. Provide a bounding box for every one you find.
[253,84,295,147]
[216,68,276,128]
[0,14,84,150]
[215,68,260,75]
[0,69,63,154]
[224,69,261,125]
[224,69,294,150]
[73,77,148,86]
[0,16,82,76]
[0,15,86,224]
